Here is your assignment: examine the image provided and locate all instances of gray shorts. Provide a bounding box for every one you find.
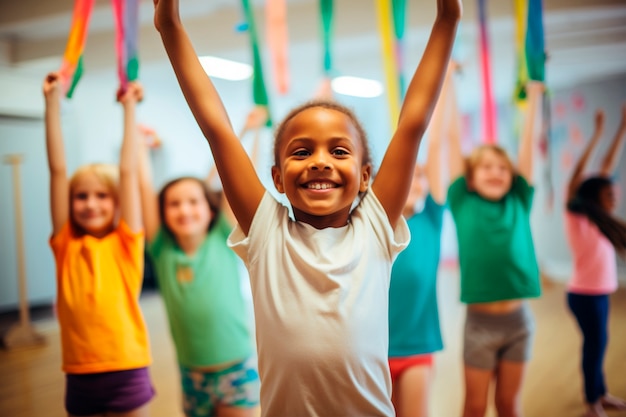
[463,303,535,370]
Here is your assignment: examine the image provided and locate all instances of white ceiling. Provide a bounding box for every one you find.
[1,0,625,111]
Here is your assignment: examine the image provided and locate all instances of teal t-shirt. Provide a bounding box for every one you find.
[447,176,540,303]
[389,195,444,357]
[147,213,252,367]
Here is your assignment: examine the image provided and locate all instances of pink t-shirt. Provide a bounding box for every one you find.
[564,211,617,294]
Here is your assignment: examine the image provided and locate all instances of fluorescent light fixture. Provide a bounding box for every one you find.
[199,56,253,81]
[331,76,383,98]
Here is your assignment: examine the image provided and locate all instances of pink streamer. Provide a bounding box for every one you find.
[266,0,290,94]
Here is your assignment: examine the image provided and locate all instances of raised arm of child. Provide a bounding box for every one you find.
[447,63,465,183]
[154,0,264,235]
[43,72,69,237]
[566,110,605,203]
[517,81,544,184]
[137,124,160,242]
[372,0,461,228]
[599,104,626,177]
[117,83,143,234]
[425,61,456,204]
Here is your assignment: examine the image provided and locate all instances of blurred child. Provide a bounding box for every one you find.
[388,62,458,417]
[564,106,626,417]
[138,118,260,417]
[43,72,153,417]
[447,81,544,417]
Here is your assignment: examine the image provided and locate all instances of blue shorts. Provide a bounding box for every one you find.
[180,357,260,417]
[65,367,155,416]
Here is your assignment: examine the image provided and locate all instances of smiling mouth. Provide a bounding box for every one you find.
[304,182,338,190]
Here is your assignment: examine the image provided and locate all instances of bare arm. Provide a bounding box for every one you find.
[154,0,264,235]
[118,83,143,233]
[43,72,69,236]
[447,66,465,182]
[372,0,461,228]
[517,81,544,183]
[599,104,626,177]
[566,109,604,202]
[425,62,456,204]
[137,127,160,242]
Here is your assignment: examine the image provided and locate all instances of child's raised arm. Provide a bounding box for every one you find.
[372,0,461,227]
[566,109,604,203]
[137,127,160,242]
[425,62,456,204]
[447,64,465,183]
[517,81,544,183]
[599,104,626,177]
[154,0,264,235]
[43,72,69,236]
[117,83,143,233]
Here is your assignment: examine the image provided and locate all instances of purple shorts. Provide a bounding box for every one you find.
[65,367,155,416]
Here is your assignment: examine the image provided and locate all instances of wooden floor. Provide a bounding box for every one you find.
[1,267,625,417]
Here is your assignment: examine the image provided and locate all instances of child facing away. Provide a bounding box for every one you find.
[153,0,461,415]
[564,106,626,417]
[43,73,154,417]
[387,62,458,417]
[446,81,544,417]
[138,125,260,417]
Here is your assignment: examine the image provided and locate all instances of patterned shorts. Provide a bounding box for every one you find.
[180,357,260,417]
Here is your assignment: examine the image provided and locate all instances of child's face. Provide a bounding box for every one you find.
[470,149,513,201]
[404,165,428,213]
[272,107,371,228]
[71,173,116,237]
[163,179,212,239]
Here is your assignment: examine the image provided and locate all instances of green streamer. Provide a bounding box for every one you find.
[320,0,334,76]
[240,0,272,126]
[391,0,407,100]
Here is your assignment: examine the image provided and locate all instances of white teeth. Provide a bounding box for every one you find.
[308,183,333,189]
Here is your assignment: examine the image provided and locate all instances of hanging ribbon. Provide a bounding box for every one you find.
[477,0,497,144]
[266,0,290,95]
[391,0,407,100]
[112,0,140,94]
[59,0,95,98]
[525,0,546,82]
[320,0,334,77]
[375,0,401,131]
[241,0,272,126]
[312,0,335,99]
[513,0,529,102]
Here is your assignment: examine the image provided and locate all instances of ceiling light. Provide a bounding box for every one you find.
[199,56,253,81]
[331,76,383,98]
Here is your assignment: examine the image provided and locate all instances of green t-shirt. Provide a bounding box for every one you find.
[147,213,252,367]
[447,176,540,303]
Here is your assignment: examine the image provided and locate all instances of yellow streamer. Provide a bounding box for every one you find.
[375,0,400,133]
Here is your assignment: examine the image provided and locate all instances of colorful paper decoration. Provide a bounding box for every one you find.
[266,0,290,94]
[112,0,141,94]
[477,0,497,144]
[391,0,407,100]
[59,0,95,98]
[319,0,334,77]
[240,0,273,126]
[375,0,401,130]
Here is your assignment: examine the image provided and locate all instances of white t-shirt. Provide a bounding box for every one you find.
[229,191,409,417]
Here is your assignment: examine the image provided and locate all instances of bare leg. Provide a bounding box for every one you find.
[215,405,261,417]
[392,365,433,417]
[494,360,526,417]
[463,365,492,417]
